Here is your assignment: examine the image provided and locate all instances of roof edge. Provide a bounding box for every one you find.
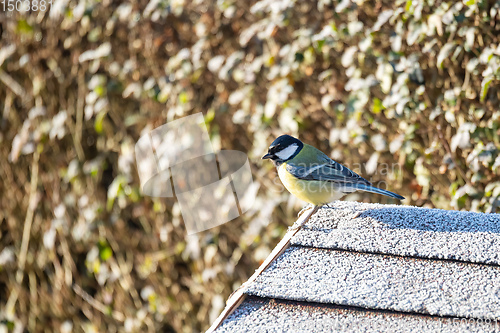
[206,206,320,333]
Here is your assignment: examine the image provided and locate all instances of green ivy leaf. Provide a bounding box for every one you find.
[16,19,33,35]
[98,241,113,261]
[372,98,384,114]
[480,76,493,102]
[94,111,107,134]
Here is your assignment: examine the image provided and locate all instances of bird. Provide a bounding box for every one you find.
[262,134,404,206]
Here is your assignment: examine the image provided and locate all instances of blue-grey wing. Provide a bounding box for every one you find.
[286,160,371,185]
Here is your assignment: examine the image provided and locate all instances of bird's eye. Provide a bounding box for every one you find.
[269,144,280,153]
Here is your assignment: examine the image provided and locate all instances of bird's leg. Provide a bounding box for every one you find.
[297,204,314,218]
[291,205,319,230]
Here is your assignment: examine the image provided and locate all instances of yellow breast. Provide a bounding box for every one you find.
[278,163,345,205]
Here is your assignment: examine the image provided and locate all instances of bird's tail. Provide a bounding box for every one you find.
[350,184,405,200]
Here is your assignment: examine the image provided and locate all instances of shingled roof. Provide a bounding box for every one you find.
[209,201,500,332]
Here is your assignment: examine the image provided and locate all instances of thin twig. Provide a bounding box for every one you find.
[73,284,126,322]
[103,226,143,309]
[6,149,40,317]
[0,69,26,98]
[28,272,37,331]
[73,71,85,161]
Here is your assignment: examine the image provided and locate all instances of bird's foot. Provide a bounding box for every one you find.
[323,202,340,209]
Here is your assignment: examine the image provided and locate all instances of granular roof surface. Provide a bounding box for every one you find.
[214,201,500,332]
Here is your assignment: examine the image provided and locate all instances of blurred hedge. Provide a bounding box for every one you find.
[1,0,499,331]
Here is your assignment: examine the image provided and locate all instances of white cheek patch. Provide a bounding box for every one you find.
[275,144,299,160]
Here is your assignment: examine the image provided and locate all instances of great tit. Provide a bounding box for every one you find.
[262,135,404,205]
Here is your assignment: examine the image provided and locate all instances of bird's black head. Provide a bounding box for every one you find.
[262,135,304,165]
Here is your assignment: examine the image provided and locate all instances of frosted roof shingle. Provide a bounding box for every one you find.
[216,296,499,333]
[246,246,500,319]
[292,201,500,265]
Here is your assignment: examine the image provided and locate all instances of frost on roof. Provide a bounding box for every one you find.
[246,246,500,320]
[216,202,500,331]
[292,201,500,265]
[216,296,498,333]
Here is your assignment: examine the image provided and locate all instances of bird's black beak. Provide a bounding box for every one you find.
[262,153,272,160]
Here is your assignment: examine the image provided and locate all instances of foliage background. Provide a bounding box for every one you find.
[1,0,499,331]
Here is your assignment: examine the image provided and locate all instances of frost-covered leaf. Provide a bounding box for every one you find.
[450,123,476,152]
[437,43,456,68]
